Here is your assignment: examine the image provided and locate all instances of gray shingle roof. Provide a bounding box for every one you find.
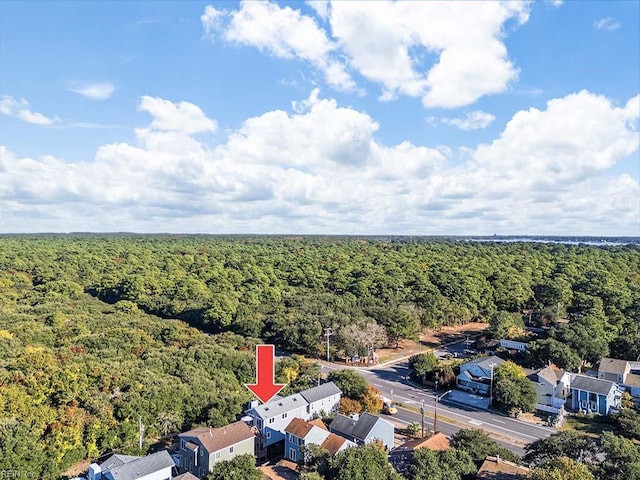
[299,381,341,404]
[329,413,389,442]
[571,374,618,396]
[99,454,140,471]
[598,358,629,375]
[103,450,174,480]
[463,356,505,370]
[252,393,307,418]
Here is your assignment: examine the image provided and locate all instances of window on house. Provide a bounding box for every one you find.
[306,405,310,414]
[289,448,297,462]
[180,439,186,449]
[229,446,234,454]
[215,451,221,460]
[282,413,288,419]
[266,431,271,439]
[268,417,275,424]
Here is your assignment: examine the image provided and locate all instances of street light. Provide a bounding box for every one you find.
[434,390,453,433]
[489,365,494,407]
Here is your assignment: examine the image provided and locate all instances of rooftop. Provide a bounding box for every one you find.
[476,455,530,480]
[599,357,630,375]
[320,433,349,456]
[179,420,255,454]
[329,413,391,441]
[284,417,328,439]
[392,432,450,454]
[529,365,565,385]
[571,374,618,396]
[100,451,174,480]
[463,356,505,370]
[299,381,341,404]
[250,393,307,419]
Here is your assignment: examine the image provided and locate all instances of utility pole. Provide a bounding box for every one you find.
[433,380,438,432]
[138,416,145,449]
[489,365,494,407]
[324,328,334,362]
[420,400,425,438]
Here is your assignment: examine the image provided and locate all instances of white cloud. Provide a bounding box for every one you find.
[546,0,563,7]
[202,1,355,92]
[0,96,56,125]
[593,17,621,31]
[138,96,217,134]
[201,1,531,108]
[70,82,115,100]
[440,111,496,130]
[0,90,638,234]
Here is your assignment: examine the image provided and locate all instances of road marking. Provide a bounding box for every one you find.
[469,420,483,426]
[493,419,505,424]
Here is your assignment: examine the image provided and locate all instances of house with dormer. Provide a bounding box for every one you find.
[244,381,342,461]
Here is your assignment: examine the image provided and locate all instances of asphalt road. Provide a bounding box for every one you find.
[321,360,556,457]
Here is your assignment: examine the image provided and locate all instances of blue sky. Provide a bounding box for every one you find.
[0,0,638,234]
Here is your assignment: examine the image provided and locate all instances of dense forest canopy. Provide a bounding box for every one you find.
[0,235,638,478]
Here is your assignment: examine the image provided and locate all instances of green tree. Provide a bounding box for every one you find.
[408,448,476,480]
[597,431,640,480]
[206,454,261,480]
[613,407,640,441]
[409,353,439,384]
[488,311,526,340]
[450,429,522,465]
[329,443,402,480]
[328,370,368,400]
[530,456,595,480]
[525,431,598,466]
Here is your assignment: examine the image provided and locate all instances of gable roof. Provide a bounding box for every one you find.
[599,358,630,375]
[329,413,390,441]
[624,373,640,387]
[462,356,505,371]
[393,432,450,454]
[173,473,199,480]
[476,455,529,480]
[250,393,307,419]
[102,450,174,480]
[529,365,565,385]
[179,421,255,454]
[299,381,341,404]
[284,417,328,439]
[321,433,349,455]
[99,454,141,471]
[571,374,618,396]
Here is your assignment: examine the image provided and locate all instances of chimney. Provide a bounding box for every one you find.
[209,426,212,437]
[496,454,500,463]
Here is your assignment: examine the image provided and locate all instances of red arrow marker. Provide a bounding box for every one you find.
[245,344,286,404]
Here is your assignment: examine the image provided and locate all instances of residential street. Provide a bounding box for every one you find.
[320,360,556,457]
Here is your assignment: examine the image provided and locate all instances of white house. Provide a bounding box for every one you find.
[456,356,505,396]
[527,365,571,414]
[499,339,529,352]
[88,451,174,480]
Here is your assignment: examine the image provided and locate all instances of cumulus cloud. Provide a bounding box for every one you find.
[202,1,355,91]
[0,90,638,234]
[0,96,56,125]
[440,111,496,130]
[593,17,621,31]
[138,96,217,134]
[70,82,115,100]
[201,1,530,108]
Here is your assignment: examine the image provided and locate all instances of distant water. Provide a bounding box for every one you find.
[464,237,639,246]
